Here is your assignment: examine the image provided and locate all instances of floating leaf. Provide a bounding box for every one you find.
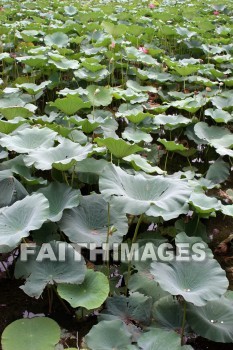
[1,317,60,350]
[57,270,109,309]
[85,320,132,350]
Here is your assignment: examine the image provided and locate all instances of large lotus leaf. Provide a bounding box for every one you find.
[0,170,28,208]
[152,114,191,129]
[44,32,69,48]
[158,139,188,152]
[0,193,49,253]
[137,329,193,350]
[0,155,46,185]
[128,272,168,302]
[24,139,92,171]
[189,191,221,214]
[50,95,91,115]
[100,293,153,326]
[18,241,86,298]
[186,297,233,343]
[59,193,127,246]
[123,154,164,175]
[37,182,80,222]
[152,295,186,331]
[205,108,233,123]
[57,270,109,309]
[1,317,60,350]
[74,158,108,184]
[115,103,143,119]
[194,122,233,149]
[0,117,25,134]
[74,67,109,82]
[122,126,153,143]
[175,232,213,258]
[95,137,143,159]
[85,320,132,350]
[87,85,112,107]
[126,80,157,93]
[150,258,228,306]
[205,158,230,184]
[16,81,51,95]
[99,164,191,217]
[211,94,233,110]
[64,5,77,15]
[0,127,57,153]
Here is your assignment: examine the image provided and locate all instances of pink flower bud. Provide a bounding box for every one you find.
[110,42,115,49]
[138,46,149,54]
[213,10,219,15]
[149,3,155,8]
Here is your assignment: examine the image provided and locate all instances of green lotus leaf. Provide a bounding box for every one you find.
[205,158,230,184]
[128,272,168,302]
[0,106,35,120]
[16,81,51,95]
[158,138,188,152]
[0,117,25,134]
[189,191,221,214]
[81,58,106,72]
[37,182,80,222]
[0,155,47,185]
[205,108,233,123]
[16,55,47,68]
[122,126,152,143]
[137,328,193,350]
[50,94,91,115]
[64,5,77,15]
[0,193,49,253]
[57,270,109,309]
[87,85,112,107]
[1,317,60,350]
[221,204,233,217]
[100,293,152,326]
[126,80,157,93]
[0,170,28,208]
[95,137,143,159]
[74,158,108,184]
[24,139,92,171]
[17,240,86,298]
[74,67,109,82]
[152,114,191,129]
[0,127,57,153]
[186,297,233,343]
[59,193,128,246]
[150,258,228,306]
[44,32,69,48]
[49,57,80,70]
[99,164,191,217]
[152,295,186,331]
[194,122,233,149]
[115,103,144,118]
[85,320,132,350]
[175,232,213,258]
[123,154,164,174]
[211,93,233,110]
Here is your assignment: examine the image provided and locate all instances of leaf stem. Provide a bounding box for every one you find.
[124,213,144,294]
[181,300,187,346]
